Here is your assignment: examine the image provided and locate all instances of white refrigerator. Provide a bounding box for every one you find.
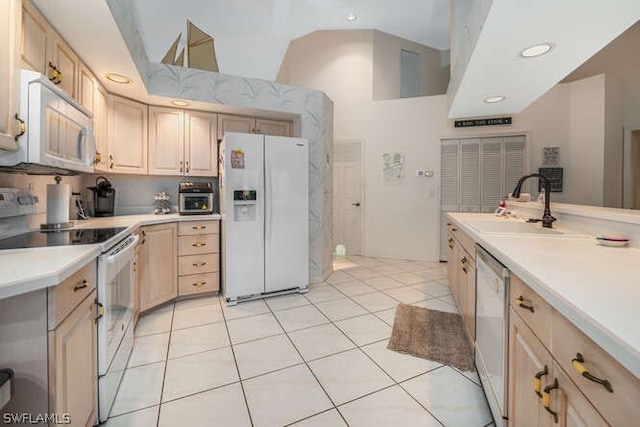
[220,132,309,304]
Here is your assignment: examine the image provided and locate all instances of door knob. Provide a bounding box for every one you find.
[351,202,360,207]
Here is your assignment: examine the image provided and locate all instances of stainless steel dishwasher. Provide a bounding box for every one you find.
[475,245,510,425]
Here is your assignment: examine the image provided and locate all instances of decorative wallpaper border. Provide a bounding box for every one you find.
[106,0,333,282]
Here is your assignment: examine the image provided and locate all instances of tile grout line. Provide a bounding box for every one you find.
[218,295,256,427]
[263,300,353,426]
[314,262,451,425]
[156,302,177,427]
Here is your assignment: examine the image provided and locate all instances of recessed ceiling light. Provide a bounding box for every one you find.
[520,43,554,58]
[105,73,131,84]
[171,100,190,107]
[346,12,357,21]
[484,96,506,104]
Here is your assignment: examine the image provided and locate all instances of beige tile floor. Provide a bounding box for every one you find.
[105,256,494,427]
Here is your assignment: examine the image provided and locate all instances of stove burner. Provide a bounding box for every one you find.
[0,227,127,250]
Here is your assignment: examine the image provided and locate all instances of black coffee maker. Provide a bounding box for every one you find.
[88,176,115,217]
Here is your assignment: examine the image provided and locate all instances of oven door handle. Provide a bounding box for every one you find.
[104,234,140,264]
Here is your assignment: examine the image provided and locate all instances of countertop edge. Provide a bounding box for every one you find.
[0,214,222,300]
[447,212,640,379]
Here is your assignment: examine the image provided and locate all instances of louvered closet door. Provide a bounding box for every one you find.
[504,136,526,196]
[459,140,481,212]
[481,138,503,212]
[440,140,459,211]
[440,140,459,260]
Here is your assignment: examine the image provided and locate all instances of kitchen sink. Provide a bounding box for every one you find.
[465,219,579,236]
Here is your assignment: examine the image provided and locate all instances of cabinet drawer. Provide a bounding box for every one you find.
[178,273,220,296]
[48,261,97,329]
[178,220,219,236]
[178,234,219,256]
[510,274,551,348]
[178,253,219,276]
[447,222,475,260]
[551,310,640,426]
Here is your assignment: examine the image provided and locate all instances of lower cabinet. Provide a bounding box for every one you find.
[139,222,178,311]
[509,309,608,426]
[177,220,220,296]
[507,276,640,426]
[446,224,476,345]
[49,292,97,427]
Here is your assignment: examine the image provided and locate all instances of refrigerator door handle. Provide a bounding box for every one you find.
[266,158,273,243]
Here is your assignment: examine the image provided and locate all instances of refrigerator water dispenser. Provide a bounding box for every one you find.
[233,190,257,221]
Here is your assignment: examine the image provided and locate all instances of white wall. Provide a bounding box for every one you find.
[277,30,615,261]
[364,96,447,260]
[567,75,606,206]
[372,30,449,100]
[277,30,374,141]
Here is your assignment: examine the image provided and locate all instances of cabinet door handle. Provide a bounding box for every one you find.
[179,161,183,173]
[192,242,206,247]
[186,161,190,173]
[95,301,105,322]
[109,155,114,169]
[141,230,146,244]
[14,114,26,141]
[533,365,548,397]
[192,225,206,230]
[460,256,468,273]
[192,262,207,267]
[541,378,559,423]
[571,353,613,393]
[192,281,207,287]
[515,296,535,313]
[74,280,89,292]
[94,151,102,165]
[447,237,454,250]
[48,62,61,84]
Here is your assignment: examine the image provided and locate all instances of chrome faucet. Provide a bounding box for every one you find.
[511,173,556,228]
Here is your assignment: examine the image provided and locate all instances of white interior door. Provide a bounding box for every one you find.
[333,141,363,255]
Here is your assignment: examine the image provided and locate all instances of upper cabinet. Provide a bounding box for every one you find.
[149,106,217,176]
[185,110,218,177]
[21,0,79,100]
[217,114,291,140]
[108,95,148,174]
[255,118,291,137]
[0,0,21,151]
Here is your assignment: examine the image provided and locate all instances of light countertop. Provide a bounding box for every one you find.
[448,212,640,378]
[0,213,221,300]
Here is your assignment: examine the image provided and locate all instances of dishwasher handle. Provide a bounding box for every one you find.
[476,244,510,279]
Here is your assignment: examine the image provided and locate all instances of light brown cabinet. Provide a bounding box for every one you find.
[47,262,98,427]
[21,0,79,99]
[446,221,476,345]
[108,94,148,174]
[148,106,218,176]
[217,113,291,140]
[139,222,178,311]
[177,220,220,296]
[0,0,21,151]
[508,276,639,426]
[94,84,109,171]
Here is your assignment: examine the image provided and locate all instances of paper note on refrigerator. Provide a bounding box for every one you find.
[231,149,245,169]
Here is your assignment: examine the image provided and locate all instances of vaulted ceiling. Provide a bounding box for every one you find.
[131,0,450,81]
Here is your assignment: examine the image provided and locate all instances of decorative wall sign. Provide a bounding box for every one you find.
[161,20,219,72]
[542,147,560,165]
[383,152,405,181]
[538,167,564,192]
[454,117,512,128]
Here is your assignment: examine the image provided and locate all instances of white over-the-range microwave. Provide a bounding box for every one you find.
[0,70,95,175]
